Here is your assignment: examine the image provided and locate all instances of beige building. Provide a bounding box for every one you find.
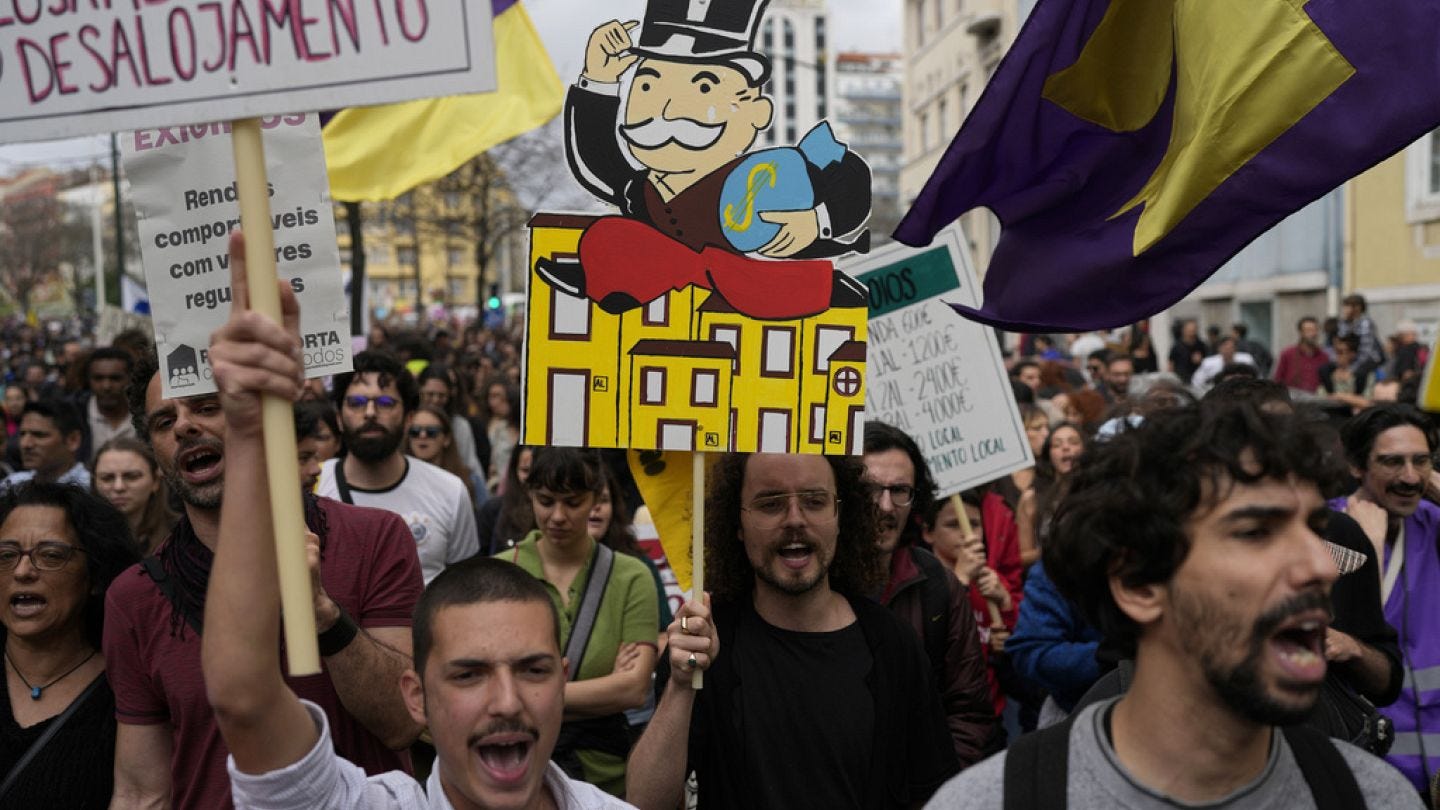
[336,157,526,322]
[1345,133,1440,340]
[759,0,832,147]
[899,0,1022,272]
[832,52,904,241]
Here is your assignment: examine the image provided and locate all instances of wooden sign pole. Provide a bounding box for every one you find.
[951,493,1004,628]
[691,452,705,690]
[231,117,321,676]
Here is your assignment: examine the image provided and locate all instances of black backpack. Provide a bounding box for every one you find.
[1002,705,1367,810]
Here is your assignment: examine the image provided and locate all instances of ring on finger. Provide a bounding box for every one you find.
[680,615,690,634]
[686,653,698,671]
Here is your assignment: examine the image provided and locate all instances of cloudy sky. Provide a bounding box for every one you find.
[0,0,902,172]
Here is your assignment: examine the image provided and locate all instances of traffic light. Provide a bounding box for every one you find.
[486,283,501,310]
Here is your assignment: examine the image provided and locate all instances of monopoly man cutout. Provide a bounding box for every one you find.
[536,0,873,321]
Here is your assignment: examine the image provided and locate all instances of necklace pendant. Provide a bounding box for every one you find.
[29,687,41,700]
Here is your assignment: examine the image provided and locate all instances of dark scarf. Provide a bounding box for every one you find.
[153,492,330,638]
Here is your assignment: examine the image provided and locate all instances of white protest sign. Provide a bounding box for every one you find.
[0,0,494,143]
[123,113,350,399]
[846,228,1033,496]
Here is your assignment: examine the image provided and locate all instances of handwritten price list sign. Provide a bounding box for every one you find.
[846,229,1033,496]
[0,0,494,142]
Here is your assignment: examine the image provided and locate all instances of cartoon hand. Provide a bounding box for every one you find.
[584,20,640,84]
[757,209,820,258]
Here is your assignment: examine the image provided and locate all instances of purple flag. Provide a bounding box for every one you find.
[894,0,1440,332]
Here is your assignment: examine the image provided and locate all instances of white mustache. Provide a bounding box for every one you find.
[620,116,724,149]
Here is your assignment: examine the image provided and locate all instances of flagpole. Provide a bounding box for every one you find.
[231,117,321,677]
[691,451,704,690]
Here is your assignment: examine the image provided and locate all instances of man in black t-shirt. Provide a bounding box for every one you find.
[626,452,959,810]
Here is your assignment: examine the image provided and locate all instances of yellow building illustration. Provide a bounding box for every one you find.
[523,214,867,454]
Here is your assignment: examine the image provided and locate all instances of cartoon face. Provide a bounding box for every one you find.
[621,59,773,177]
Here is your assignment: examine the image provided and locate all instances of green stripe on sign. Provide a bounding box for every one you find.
[856,247,962,318]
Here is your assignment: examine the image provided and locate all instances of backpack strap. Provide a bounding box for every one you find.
[564,544,615,681]
[332,458,355,505]
[1003,708,1077,810]
[1280,724,1368,810]
[141,556,203,636]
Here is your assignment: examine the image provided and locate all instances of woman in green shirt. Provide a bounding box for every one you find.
[497,448,658,796]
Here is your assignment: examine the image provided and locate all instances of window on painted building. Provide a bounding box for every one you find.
[762,327,795,377]
[692,370,719,407]
[920,111,931,152]
[783,19,794,50]
[642,368,666,405]
[644,295,669,326]
[711,326,741,373]
[398,247,417,266]
[447,248,465,267]
[938,97,949,141]
[552,290,591,338]
[1404,130,1440,222]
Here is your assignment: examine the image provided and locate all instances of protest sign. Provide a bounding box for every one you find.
[123,113,350,399]
[0,0,495,143]
[847,227,1033,496]
[96,304,151,346]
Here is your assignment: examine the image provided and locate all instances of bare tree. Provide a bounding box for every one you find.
[0,192,74,315]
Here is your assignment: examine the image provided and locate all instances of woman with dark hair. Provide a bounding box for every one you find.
[1014,422,1088,568]
[475,376,521,492]
[416,365,484,485]
[404,405,485,511]
[93,437,177,555]
[0,482,141,807]
[476,445,534,555]
[1126,320,1158,373]
[497,448,658,796]
[294,400,343,492]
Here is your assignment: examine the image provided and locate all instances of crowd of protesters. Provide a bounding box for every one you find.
[0,267,1436,810]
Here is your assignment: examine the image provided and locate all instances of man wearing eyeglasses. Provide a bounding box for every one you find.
[863,421,996,765]
[317,351,479,584]
[1337,403,1440,795]
[627,452,958,810]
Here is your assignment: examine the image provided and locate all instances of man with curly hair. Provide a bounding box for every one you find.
[928,401,1421,809]
[626,452,957,810]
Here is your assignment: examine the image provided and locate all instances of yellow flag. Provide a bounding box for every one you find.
[322,2,563,202]
[1419,332,1440,413]
[629,450,712,593]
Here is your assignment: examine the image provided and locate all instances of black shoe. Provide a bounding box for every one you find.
[830,271,867,308]
[598,293,642,314]
[536,257,586,298]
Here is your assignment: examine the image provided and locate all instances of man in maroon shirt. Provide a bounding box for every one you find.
[105,231,426,809]
[1273,316,1330,393]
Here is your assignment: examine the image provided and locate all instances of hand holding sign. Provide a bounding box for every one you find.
[207,230,304,440]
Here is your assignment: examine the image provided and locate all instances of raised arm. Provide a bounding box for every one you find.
[627,596,714,810]
[200,230,316,775]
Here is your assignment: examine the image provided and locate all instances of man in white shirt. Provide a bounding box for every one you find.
[82,346,137,461]
[1191,335,1258,390]
[318,351,479,583]
[202,236,630,810]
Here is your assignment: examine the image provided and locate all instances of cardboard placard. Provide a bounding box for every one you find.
[0,0,494,143]
[847,228,1034,495]
[122,113,349,398]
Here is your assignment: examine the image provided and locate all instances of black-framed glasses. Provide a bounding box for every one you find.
[869,483,916,507]
[344,395,400,411]
[742,491,840,528]
[0,542,86,572]
[408,426,444,439]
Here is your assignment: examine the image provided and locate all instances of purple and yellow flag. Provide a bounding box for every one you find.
[321,0,562,202]
[895,0,1440,332]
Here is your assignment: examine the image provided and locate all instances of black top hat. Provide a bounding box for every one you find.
[632,0,773,85]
